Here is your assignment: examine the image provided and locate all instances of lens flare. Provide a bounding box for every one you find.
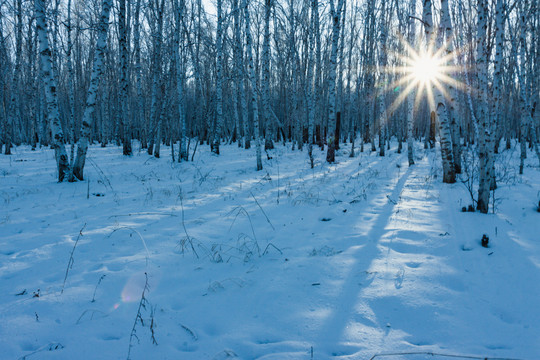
[121,273,147,303]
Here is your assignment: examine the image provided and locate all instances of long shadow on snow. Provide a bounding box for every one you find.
[315,163,412,356]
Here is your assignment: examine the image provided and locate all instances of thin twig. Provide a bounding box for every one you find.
[263,243,282,255]
[108,212,177,219]
[250,191,275,230]
[91,274,106,302]
[61,223,87,294]
[127,272,152,360]
[408,15,428,27]
[179,192,199,259]
[191,138,199,162]
[106,226,150,263]
[17,343,64,360]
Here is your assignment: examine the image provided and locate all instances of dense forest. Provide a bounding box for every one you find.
[2,1,540,359]
[0,0,539,212]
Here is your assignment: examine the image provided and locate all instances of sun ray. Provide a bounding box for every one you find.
[414,81,426,110]
[432,78,452,104]
[425,81,437,111]
[387,80,420,116]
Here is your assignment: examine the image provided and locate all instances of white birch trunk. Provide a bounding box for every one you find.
[440,0,461,173]
[306,0,317,168]
[149,0,165,157]
[262,0,274,150]
[485,0,506,188]
[326,0,344,163]
[35,0,70,181]
[118,0,131,156]
[0,5,7,153]
[406,0,415,166]
[376,1,388,158]
[313,0,322,148]
[174,0,187,161]
[517,0,540,173]
[133,0,144,148]
[233,0,243,148]
[244,0,262,170]
[66,0,76,170]
[212,0,224,154]
[425,0,455,183]
[476,0,491,212]
[72,0,112,180]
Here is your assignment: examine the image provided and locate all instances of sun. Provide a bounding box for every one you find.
[381,37,467,116]
[411,52,443,85]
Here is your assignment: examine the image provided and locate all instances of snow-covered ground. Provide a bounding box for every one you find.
[1,142,539,360]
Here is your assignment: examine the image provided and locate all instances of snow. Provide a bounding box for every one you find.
[1,142,539,360]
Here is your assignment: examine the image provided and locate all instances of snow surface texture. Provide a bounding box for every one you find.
[1,143,539,360]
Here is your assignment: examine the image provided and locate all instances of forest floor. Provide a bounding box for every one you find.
[1,141,539,360]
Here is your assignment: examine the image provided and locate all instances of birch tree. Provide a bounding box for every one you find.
[306,0,317,168]
[232,0,244,148]
[212,0,225,154]
[434,0,455,184]
[5,0,24,155]
[475,0,492,212]
[406,0,416,166]
[72,0,112,180]
[326,0,344,163]
[35,0,70,181]
[440,0,461,174]
[517,0,540,174]
[0,4,7,153]
[118,0,131,156]
[148,0,165,158]
[262,0,274,150]
[244,0,262,170]
[423,0,455,183]
[376,0,388,158]
[173,0,187,161]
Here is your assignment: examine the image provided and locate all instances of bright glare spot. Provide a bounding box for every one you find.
[412,54,441,85]
[121,273,147,303]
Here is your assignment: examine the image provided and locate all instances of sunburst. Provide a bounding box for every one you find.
[382,36,468,117]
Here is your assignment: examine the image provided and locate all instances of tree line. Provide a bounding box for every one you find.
[0,0,538,214]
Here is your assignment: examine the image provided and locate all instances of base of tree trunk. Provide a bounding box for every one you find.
[326,140,336,163]
[265,138,274,150]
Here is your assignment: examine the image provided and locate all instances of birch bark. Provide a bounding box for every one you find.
[212,0,224,154]
[72,0,112,180]
[424,0,455,183]
[173,0,187,161]
[118,0,131,156]
[307,0,317,168]
[35,0,71,181]
[262,0,274,150]
[440,0,461,173]
[326,0,344,163]
[476,0,492,212]
[244,0,263,170]
[406,0,416,166]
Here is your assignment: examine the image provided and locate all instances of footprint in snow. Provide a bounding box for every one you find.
[394,269,405,289]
